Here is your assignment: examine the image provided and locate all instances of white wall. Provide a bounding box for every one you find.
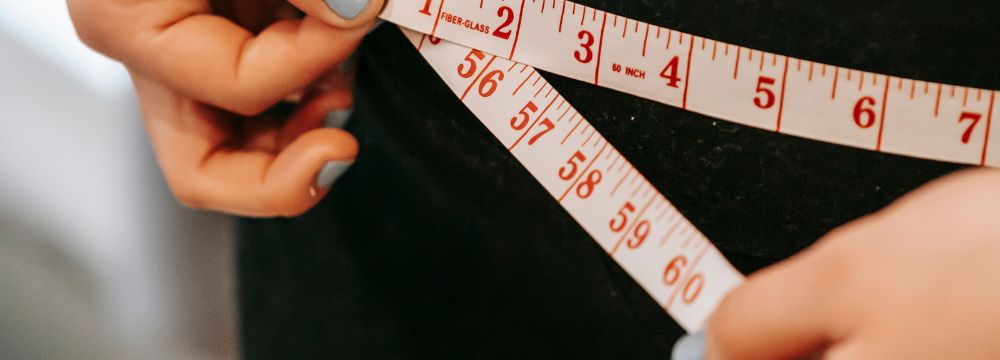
[0,2,237,359]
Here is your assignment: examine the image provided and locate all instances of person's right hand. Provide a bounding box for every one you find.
[67,0,383,216]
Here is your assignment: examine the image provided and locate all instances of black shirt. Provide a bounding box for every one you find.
[238,1,998,358]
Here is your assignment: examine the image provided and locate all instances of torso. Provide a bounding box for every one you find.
[237,1,998,358]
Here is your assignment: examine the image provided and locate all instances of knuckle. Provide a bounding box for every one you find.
[66,1,112,55]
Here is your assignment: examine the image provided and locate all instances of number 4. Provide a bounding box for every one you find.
[660,56,681,88]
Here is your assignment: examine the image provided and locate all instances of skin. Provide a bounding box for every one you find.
[707,168,1000,359]
[68,0,1000,356]
[66,0,383,216]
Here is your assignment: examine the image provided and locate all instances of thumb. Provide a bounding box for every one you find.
[702,244,842,360]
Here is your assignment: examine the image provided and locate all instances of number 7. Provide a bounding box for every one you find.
[959,112,982,144]
[526,119,555,146]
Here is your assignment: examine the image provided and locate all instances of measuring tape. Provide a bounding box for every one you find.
[398,27,743,333]
[382,0,1000,168]
[375,0,998,333]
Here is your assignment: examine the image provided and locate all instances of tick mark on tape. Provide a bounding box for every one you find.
[876,76,891,151]
[681,35,694,109]
[561,114,584,144]
[611,168,632,196]
[980,91,995,166]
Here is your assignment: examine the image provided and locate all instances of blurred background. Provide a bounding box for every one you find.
[0,1,238,359]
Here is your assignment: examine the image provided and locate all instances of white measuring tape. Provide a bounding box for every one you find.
[382,0,1000,168]
[376,0,997,332]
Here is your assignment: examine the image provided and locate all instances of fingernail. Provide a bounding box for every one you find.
[325,108,353,128]
[315,160,353,189]
[672,331,706,360]
[324,0,370,20]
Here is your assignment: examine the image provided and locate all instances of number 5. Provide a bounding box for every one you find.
[458,50,485,78]
[511,102,538,130]
[609,202,636,232]
[559,151,586,180]
[754,76,776,109]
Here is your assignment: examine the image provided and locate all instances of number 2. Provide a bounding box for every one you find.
[493,6,515,40]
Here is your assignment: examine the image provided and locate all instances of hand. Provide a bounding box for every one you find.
[695,169,1000,359]
[67,0,383,216]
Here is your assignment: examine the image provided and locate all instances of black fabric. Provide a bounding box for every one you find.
[238,1,1000,358]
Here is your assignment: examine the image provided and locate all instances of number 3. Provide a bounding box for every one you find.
[574,30,595,64]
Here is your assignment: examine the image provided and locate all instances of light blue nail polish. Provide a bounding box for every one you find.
[672,332,706,360]
[315,161,353,189]
[324,0,370,20]
[325,109,353,129]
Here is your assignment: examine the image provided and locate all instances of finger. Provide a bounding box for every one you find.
[288,0,386,28]
[133,74,358,217]
[195,128,358,217]
[705,241,846,360]
[825,341,867,360]
[69,0,377,116]
[278,87,354,147]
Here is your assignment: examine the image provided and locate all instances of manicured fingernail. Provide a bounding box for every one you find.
[672,331,706,360]
[315,160,353,189]
[324,0,369,20]
[325,109,353,128]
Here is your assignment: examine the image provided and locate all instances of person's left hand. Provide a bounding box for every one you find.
[68,0,380,216]
[689,169,1000,359]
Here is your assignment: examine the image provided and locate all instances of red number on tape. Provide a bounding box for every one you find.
[478,70,504,97]
[527,119,556,145]
[575,30,595,64]
[959,111,983,144]
[511,101,538,130]
[459,50,486,78]
[419,0,432,15]
[493,6,515,40]
[853,96,877,129]
[754,76,777,109]
[576,170,602,199]
[626,220,650,249]
[660,56,681,89]
[610,202,636,232]
[559,151,586,180]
